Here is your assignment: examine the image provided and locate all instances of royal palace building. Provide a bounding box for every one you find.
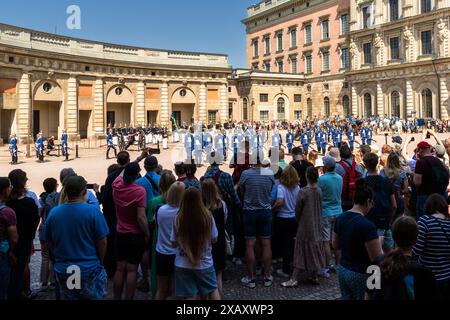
[0,23,231,143]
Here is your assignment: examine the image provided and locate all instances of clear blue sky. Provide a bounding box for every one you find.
[0,0,257,68]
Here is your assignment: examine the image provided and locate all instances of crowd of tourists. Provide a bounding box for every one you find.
[1,127,450,300]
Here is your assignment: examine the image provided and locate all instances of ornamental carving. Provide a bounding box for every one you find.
[403,26,414,48]
[437,19,449,42]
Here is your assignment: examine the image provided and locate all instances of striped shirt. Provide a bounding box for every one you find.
[238,168,275,211]
[413,215,450,283]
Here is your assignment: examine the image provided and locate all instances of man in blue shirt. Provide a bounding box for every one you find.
[286,130,294,154]
[347,128,355,151]
[360,127,367,145]
[301,130,310,154]
[36,132,45,162]
[366,127,373,146]
[106,128,118,159]
[42,176,109,300]
[61,129,68,157]
[320,130,328,156]
[9,133,18,164]
[184,130,194,162]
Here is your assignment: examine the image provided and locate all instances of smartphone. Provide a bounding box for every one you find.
[86,184,95,190]
[148,148,161,155]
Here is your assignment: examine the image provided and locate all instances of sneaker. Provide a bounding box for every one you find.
[264,275,274,287]
[241,276,256,289]
[276,269,290,279]
[318,268,330,278]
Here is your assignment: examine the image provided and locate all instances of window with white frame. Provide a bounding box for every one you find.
[253,40,259,57]
[264,36,270,55]
[322,50,330,72]
[290,28,297,48]
[304,24,312,44]
[260,110,269,121]
[305,53,313,73]
[421,30,432,55]
[277,59,284,73]
[340,14,349,35]
[321,19,330,40]
[290,56,298,74]
[341,47,350,69]
[264,61,271,72]
[277,33,283,51]
[390,37,400,60]
[362,5,371,28]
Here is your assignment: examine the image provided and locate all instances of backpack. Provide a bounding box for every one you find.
[339,160,361,208]
[423,157,450,194]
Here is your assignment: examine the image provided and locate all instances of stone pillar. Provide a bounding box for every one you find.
[199,82,207,124]
[440,76,449,120]
[377,82,384,116]
[349,0,358,31]
[66,76,78,137]
[93,78,105,134]
[402,0,414,18]
[406,80,414,120]
[135,81,146,126]
[160,81,169,125]
[374,0,384,26]
[219,83,228,123]
[17,72,32,141]
[351,84,358,116]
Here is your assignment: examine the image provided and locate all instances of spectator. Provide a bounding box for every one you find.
[201,179,228,297]
[333,179,382,300]
[364,153,397,252]
[272,166,300,278]
[58,168,99,207]
[183,163,201,190]
[230,141,251,185]
[0,177,18,300]
[307,150,319,166]
[282,167,325,287]
[41,176,109,300]
[369,216,439,300]
[317,156,343,277]
[290,147,313,188]
[155,182,185,300]
[336,144,363,212]
[136,156,161,293]
[414,141,449,217]
[328,147,341,163]
[6,169,39,300]
[238,160,275,288]
[112,162,150,300]
[174,161,187,182]
[357,145,372,173]
[38,178,59,291]
[278,149,287,170]
[413,194,450,299]
[171,187,220,300]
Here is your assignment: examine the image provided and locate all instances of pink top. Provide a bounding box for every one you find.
[112,176,146,234]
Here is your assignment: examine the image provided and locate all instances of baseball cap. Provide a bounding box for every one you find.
[322,156,336,169]
[64,176,87,198]
[435,145,446,157]
[417,141,432,150]
[123,162,141,184]
[144,156,158,169]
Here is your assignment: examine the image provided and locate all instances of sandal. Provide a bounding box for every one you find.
[281,279,298,288]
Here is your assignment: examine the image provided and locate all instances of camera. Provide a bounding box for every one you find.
[392,136,403,144]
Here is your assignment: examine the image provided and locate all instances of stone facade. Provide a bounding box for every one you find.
[347,0,450,120]
[0,23,230,142]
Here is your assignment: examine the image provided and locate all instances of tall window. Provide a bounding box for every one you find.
[305,24,312,44]
[277,33,283,51]
[294,111,302,120]
[260,111,269,121]
[208,111,217,124]
[362,6,371,28]
[341,47,350,69]
[341,14,349,35]
[243,98,248,121]
[422,89,433,118]
[307,98,313,118]
[342,95,350,117]
[390,0,399,21]
[253,40,259,57]
[324,97,330,117]
[391,91,400,116]
[277,60,284,73]
[364,93,372,118]
[264,61,271,72]
[290,28,297,48]
[321,19,330,40]
[390,37,400,60]
[322,50,330,72]
[264,37,270,55]
[252,63,259,70]
[421,0,432,13]
[228,102,233,119]
[260,93,269,102]
[421,30,432,55]
[291,57,298,74]
[363,43,373,64]
[277,97,286,120]
[305,53,313,73]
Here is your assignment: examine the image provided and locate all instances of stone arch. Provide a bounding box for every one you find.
[106,84,133,103]
[360,88,376,118]
[33,79,63,102]
[273,93,290,121]
[171,87,196,104]
[385,85,404,118]
[342,95,351,117]
[415,82,437,118]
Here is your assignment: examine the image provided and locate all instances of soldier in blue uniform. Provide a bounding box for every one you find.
[35,132,45,162]
[61,129,68,157]
[347,127,355,151]
[333,128,342,147]
[272,130,282,150]
[184,128,195,161]
[286,130,294,154]
[360,126,367,145]
[203,130,213,156]
[301,130,310,154]
[194,130,203,166]
[106,128,118,159]
[366,127,373,146]
[320,130,328,156]
[9,133,18,164]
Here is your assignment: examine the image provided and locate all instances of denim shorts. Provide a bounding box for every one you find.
[55,265,108,300]
[174,266,217,298]
[243,209,272,240]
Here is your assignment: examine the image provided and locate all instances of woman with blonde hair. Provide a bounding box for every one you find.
[201,179,228,297]
[171,187,220,300]
[272,165,301,277]
[154,181,185,300]
[308,150,319,166]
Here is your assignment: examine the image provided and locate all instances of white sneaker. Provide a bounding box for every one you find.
[318,268,330,278]
[264,275,274,287]
[241,276,256,289]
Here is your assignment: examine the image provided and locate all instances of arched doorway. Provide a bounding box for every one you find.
[391,91,400,117]
[171,87,196,126]
[324,97,330,117]
[243,98,248,121]
[342,95,350,117]
[33,80,63,138]
[364,93,372,118]
[307,98,312,119]
[106,85,133,127]
[277,97,286,120]
[421,88,433,118]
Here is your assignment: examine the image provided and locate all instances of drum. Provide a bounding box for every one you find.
[152,136,157,144]
[173,131,180,143]
[112,136,119,146]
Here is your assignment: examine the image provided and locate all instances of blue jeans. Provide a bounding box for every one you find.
[55,265,107,300]
[338,265,368,300]
[0,254,10,300]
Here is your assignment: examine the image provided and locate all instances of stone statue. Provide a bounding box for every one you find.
[437,19,449,42]
[374,33,383,50]
[349,38,358,57]
[403,26,414,48]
